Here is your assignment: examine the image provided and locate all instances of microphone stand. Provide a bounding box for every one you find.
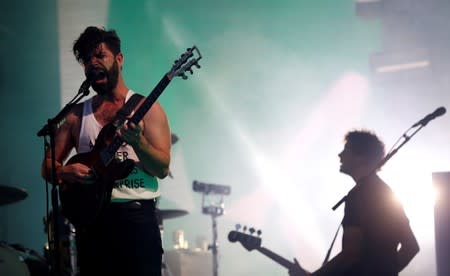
[37,80,90,276]
[323,123,429,265]
[332,123,426,211]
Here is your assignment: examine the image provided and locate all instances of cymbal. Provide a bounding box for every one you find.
[156,209,188,220]
[0,185,28,206]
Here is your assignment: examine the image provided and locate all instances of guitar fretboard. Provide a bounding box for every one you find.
[257,247,294,269]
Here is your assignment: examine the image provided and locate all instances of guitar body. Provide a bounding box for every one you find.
[59,123,135,228]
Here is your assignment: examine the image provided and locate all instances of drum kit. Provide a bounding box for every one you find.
[0,185,49,276]
[0,184,189,276]
[1,133,188,275]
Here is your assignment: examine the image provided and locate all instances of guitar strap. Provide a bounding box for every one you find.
[112,93,144,127]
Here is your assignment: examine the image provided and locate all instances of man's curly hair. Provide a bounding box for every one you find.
[344,129,386,169]
[73,26,121,64]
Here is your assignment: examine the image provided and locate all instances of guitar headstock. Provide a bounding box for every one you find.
[168,46,202,80]
[228,224,262,251]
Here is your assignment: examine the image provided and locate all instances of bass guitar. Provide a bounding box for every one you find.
[228,224,308,275]
[59,46,202,228]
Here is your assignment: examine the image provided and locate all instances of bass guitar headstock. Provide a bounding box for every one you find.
[228,223,262,251]
[228,223,306,274]
[168,46,202,80]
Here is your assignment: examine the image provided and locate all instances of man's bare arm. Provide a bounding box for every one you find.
[121,101,171,179]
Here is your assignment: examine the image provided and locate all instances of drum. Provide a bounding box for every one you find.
[0,242,49,276]
[43,208,78,276]
[0,243,30,276]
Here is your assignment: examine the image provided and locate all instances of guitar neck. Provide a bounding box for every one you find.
[257,246,294,269]
[100,74,172,166]
[129,75,171,125]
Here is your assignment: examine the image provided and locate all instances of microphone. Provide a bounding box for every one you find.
[412,107,446,127]
[86,68,106,82]
[78,79,91,95]
[78,68,106,95]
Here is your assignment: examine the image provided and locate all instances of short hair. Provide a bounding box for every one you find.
[344,129,386,168]
[73,26,121,64]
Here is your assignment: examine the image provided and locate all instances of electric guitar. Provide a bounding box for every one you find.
[228,225,308,275]
[59,46,202,228]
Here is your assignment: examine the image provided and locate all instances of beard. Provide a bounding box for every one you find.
[91,60,119,97]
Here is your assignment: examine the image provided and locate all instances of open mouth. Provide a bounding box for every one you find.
[94,76,107,83]
[87,66,106,82]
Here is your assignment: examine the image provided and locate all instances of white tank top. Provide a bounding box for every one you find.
[77,90,160,202]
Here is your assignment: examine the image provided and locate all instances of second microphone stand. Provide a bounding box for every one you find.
[332,123,427,211]
[37,79,91,276]
[324,121,433,265]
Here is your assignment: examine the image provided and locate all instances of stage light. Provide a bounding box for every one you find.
[371,48,430,74]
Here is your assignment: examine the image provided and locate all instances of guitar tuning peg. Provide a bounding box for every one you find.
[195,63,201,69]
[235,224,241,231]
[243,226,247,232]
[249,227,255,234]
[180,73,188,80]
[188,69,193,75]
[257,230,262,236]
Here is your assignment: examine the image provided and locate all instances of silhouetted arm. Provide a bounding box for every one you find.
[397,222,419,272]
[311,226,363,275]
